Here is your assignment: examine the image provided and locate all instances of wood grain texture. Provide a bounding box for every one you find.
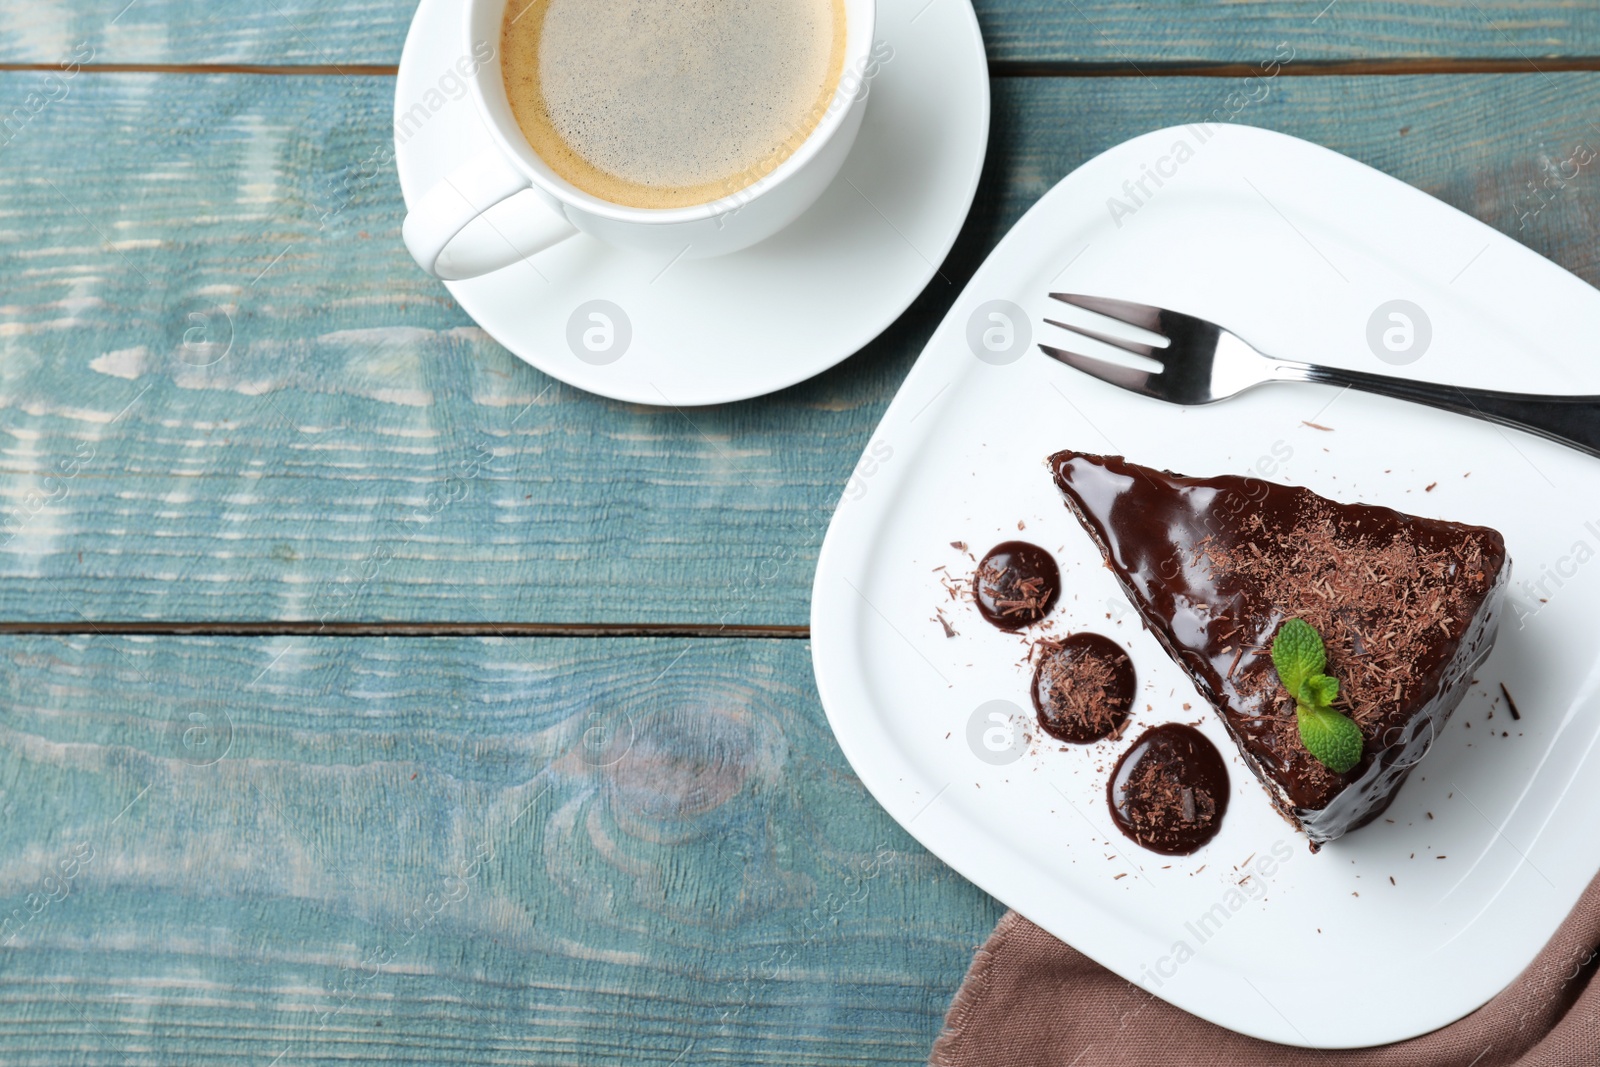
[2,0,1599,66]
[0,634,1001,1064]
[1,6,1595,1064]
[2,72,1598,625]
[978,2,1600,67]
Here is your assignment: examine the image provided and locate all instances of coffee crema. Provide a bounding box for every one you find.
[501,0,847,210]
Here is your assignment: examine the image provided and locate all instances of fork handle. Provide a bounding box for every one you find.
[1285,363,1600,459]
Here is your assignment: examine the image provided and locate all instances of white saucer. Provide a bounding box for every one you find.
[393,0,989,406]
[812,124,1600,1046]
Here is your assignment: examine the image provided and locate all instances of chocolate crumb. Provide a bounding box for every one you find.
[1500,683,1521,720]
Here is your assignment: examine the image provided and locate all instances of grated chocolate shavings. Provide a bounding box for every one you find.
[1500,682,1521,720]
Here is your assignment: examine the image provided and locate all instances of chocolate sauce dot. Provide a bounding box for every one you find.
[1107,724,1229,855]
[972,541,1059,631]
[1032,633,1135,743]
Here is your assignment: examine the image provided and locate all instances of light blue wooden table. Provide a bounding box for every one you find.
[1,2,1597,1062]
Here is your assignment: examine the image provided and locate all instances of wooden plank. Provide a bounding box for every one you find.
[1,71,1598,624]
[0,634,1003,1065]
[3,0,1599,66]
[1,69,908,628]
[978,2,1600,68]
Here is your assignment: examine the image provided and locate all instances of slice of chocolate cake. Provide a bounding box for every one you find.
[1049,451,1509,849]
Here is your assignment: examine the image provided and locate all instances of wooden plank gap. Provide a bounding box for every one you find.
[0,62,399,75]
[6,57,1600,78]
[0,621,812,638]
[993,56,1600,77]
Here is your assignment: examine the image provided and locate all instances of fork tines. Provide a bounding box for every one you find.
[1037,293,1172,395]
[1045,293,1167,353]
[1048,293,1166,335]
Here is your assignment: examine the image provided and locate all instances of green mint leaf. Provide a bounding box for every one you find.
[1297,705,1363,774]
[1272,619,1361,772]
[1271,618,1324,696]
[1299,673,1339,709]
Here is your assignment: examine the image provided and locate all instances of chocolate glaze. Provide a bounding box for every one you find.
[973,540,1060,631]
[1108,724,1230,855]
[1050,452,1508,849]
[1032,632,1135,743]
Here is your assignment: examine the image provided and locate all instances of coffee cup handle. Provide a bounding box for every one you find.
[402,147,579,281]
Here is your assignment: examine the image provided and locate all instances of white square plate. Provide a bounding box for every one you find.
[810,124,1600,1048]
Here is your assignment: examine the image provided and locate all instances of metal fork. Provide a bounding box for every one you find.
[1039,293,1600,458]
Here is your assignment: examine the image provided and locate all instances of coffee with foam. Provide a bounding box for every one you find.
[501,0,847,210]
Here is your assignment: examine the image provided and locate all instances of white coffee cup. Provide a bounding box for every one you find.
[402,0,878,281]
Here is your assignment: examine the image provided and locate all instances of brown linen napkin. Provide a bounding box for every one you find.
[930,872,1600,1066]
